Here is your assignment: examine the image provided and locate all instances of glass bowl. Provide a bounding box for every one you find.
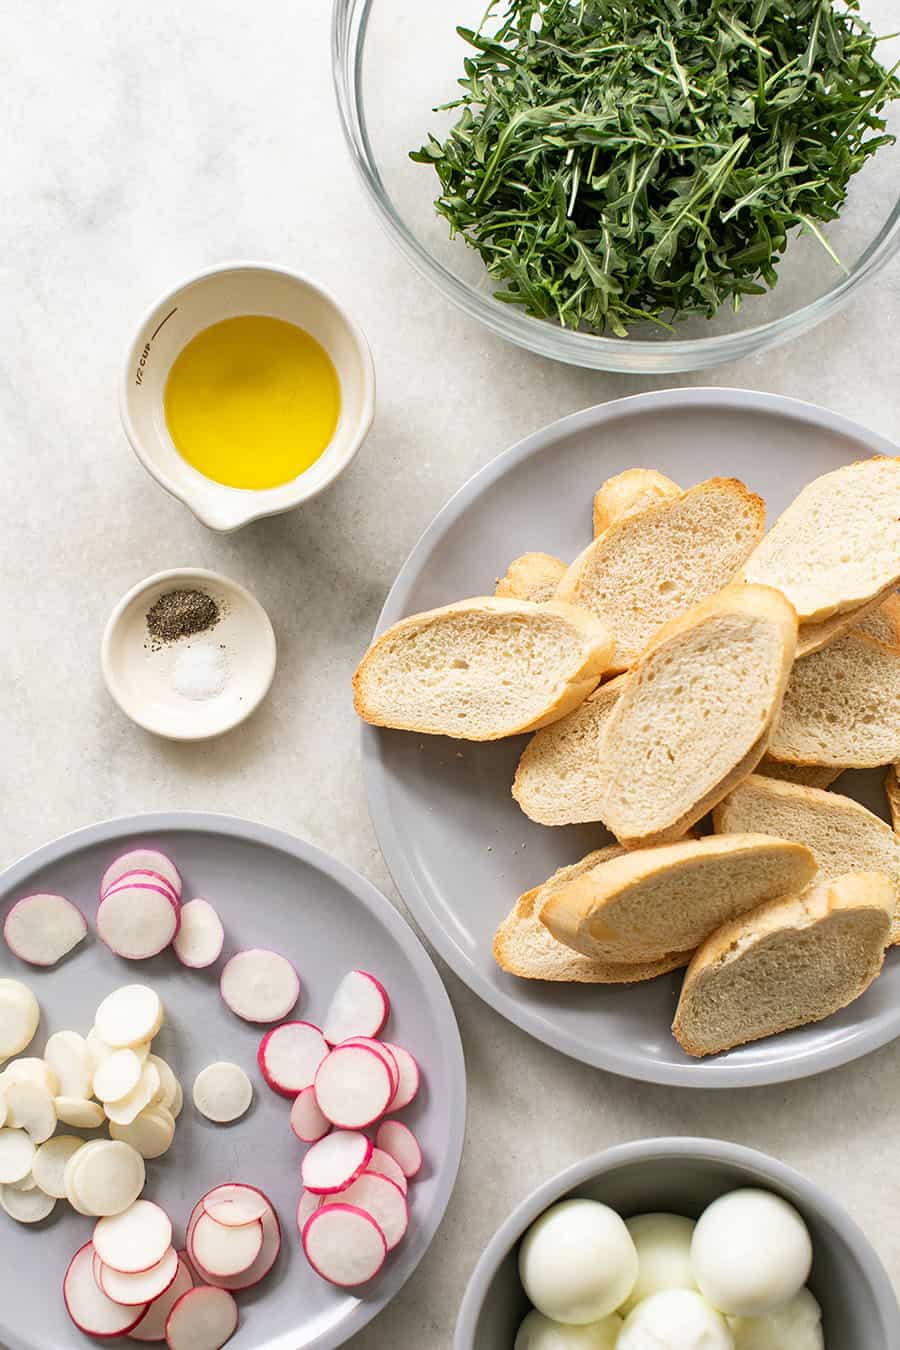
[333,0,900,373]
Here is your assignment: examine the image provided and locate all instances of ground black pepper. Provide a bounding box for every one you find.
[146,589,221,647]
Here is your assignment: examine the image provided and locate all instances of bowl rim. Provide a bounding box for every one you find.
[118,260,376,531]
[332,0,900,372]
[453,1136,900,1350]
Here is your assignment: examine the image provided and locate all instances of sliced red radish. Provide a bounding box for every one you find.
[340,1038,399,1097]
[172,899,224,969]
[296,1190,323,1233]
[301,1130,373,1194]
[95,985,164,1048]
[3,893,87,967]
[336,1170,409,1251]
[129,1252,194,1342]
[257,1021,328,1097]
[186,1196,281,1291]
[63,1243,147,1337]
[192,1062,253,1123]
[104,872,179,909]
[302,1204,387,1287]
[323,971,390,1044]
[314,1044,393,1129]
[98,1247,178,1305]
[97,886,178,960]
[219,949,300,1024]
[100,850,182,901]
[94,1200,172,1273]
[200,1183,270,1227]
[383,1043,420,1112]
[375,1121,422,1179]
[165,1285,237,1350]
[290,1086,331,1144]
[191,1213,263,1277]
[367,1147,408,1195]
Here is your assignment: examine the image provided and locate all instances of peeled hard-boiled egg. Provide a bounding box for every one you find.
[691,1189,812,1317]
[514,1308,623,1350]
[617,1289,733,1349]
[519,1199,638,1324]
[728,1288,824,1349]
[620,1212,698,1315]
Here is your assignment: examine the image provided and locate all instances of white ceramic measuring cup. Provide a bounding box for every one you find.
[120,262,375,531]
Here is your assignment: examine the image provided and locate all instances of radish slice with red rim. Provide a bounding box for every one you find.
[339,1038,399,1097]
[186,1198,281,1291]
[296,1190,323,1233]
[93,1200,172,1273]
[165,1285,238,1350]
[100,850,182,901]
[191,1213,262,1277]
[98,1246,178,1305]
[172,899,224,969]
[3,894,87,967]
[314,1045,393,1129]
[128,1251,194,1342]
[290,1086,331,1144]
[63,1243,147,1337]
[375,1121,423,1179]
[382,1043,420,1112]
[103,872,179,909]
[219,950,300,1024]
[322,971,390,1044]
[257,1021,328,1097]
[302,1204,387,1287]
[301,1130,373,1194]
[334,1170,408,1251]
[199,1183,270,1227]
[97,887,178,960]
[368,1147,408,1195]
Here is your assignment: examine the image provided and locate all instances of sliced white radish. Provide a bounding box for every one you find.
[86,1026,115,1068]
[171,1078,183,1119]
[383,1043,420,1112]
[200,1183,271,1227]
[219,949,300,1024]
[56,1095,106,1129]
[191,1213,263,1277]
[341,1037,399,1096]
[302,1203,387,1287]
[3,893,87,966]
[314,1044,393,1129]
[97,887,178,961]
[375,1120,422,1179]
[110,1105,176,1159]
[64,1242,148,1337]
[368,1147,408,1195]
[302,1130,373,1195]
[33,1134,84,1197]
[0,979,40,1060]
[3,1078,56,1142]
[186,1198,281,1292]
[1,1055,58,1095]
[323,970,390,1044]
[44,1028,93,1098]
[172,898,224,969]
[94,1199,173,1273]
[6,1169,37,1191]
[192,1062,252,1123]
[0,1181,55,1222]
[100,849,182,900]
[105,871,179,908]
[0,1127,35,1183]
[95,985,164,1048]
[94,1049,144,1103]
[296,1190,323,1232]
[72,1139,146,1216]
[290,1085,331,1144]
[106,1063,162,1126]
[148,1055,178,1110]
[128,1251,194,1342]
[165,1285,237,1350]
[0,1093,5,1129]
[258,1021,328,1098]
[99,1246,178,1305]
[336,1170,409,1251]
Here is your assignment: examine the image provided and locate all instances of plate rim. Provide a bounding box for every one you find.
[0,810,467,1350]
[362,386,900,1089]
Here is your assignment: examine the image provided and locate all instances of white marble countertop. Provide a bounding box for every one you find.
[2,3,900,1345]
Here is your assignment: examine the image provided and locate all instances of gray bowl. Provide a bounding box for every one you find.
[454,1138,900,1350]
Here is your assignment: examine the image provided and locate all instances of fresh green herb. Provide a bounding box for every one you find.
[411,0,900,334]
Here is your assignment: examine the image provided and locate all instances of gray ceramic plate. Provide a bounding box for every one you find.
[0,813,466,1350]
[362,387,900,1088]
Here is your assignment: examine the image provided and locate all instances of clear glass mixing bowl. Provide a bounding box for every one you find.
[333,0,900,373]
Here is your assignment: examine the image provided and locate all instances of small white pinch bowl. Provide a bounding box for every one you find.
[120,262,375,532]
[101,568,277,740]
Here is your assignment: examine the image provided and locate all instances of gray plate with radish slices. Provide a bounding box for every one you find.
[0,812,465,1350]
[362,387,900,1090]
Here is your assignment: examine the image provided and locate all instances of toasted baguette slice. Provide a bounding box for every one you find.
[353,597,614,740]
[495,553,567,603]
[595,585,798,847]
[757,758,841,790]
[493,847,692,983]
[592,468,681,537]
[713,774,900,945]
[796,588,892,657]
[767,631,900,768]
[556,478,765,671]
[540,834,817,964]
[743,456,900,624]
[886,766,900,833]
[672,872,894,1058]
[512,676,625,825]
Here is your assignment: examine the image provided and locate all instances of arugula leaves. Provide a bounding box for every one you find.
[411,0,900,334]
